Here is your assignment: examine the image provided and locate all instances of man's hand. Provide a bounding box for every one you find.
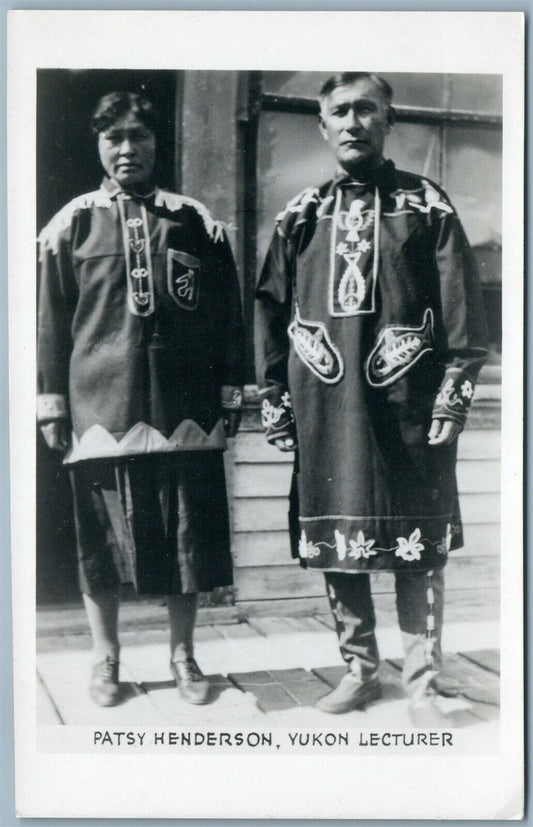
[274,436,297,452]
[40,419,70,452]
[427,418,462,446]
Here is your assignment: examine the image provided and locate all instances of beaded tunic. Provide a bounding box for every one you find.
[255,161,488,573]
[38,178,244,464]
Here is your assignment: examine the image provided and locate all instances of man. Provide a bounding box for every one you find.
[255,73,488,715]
[38,92,244,706]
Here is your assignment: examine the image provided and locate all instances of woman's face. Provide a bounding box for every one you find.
[98,110,156,188]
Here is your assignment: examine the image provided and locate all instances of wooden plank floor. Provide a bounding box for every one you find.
[37,612,500,734]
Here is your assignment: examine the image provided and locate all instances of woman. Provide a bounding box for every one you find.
[37,91,244,706]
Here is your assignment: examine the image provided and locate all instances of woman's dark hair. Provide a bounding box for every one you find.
[91,91,160,136]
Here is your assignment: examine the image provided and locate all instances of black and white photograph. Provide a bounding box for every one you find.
[8,10,524,820]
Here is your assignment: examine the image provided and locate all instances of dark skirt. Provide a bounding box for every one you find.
[69,451,232,596]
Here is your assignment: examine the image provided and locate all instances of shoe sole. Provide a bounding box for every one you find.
[316,684,383,714]
[171,663,210,705]
[178,689,210,705]
[89,690,122,707]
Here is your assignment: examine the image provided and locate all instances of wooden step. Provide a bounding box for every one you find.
[233,459,500,498]
[233,553,499,602]
[233,491,500,533]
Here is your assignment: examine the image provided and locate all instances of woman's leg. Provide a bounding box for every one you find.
[82,586,121,706]
[168,593,209,704]
[82,587,121,662]
[167,593,198,662]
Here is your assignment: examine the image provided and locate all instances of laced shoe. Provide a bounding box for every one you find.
[89,656,121,707]
[170,658,210,705]
[316,674,382,714]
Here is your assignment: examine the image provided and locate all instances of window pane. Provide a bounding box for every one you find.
[444,125,502,250]
[262,71,330,97]
[381,73,448,108]
[449,75,502,114]
[262,71,449,106]
[386,122,440,180]
[261,71,502,114]
[256,111,336,267]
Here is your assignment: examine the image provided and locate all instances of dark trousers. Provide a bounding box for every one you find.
[325,569,444,694]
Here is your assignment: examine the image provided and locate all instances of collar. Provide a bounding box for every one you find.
[333,159,396,196]
[100,176,158,201]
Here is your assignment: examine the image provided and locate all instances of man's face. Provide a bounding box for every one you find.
[319,78,392,175]
[98,111,156,189]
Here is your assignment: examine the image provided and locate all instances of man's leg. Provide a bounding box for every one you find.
[395,568,445,697]
[168,593,209,704]
[316,572,382,713]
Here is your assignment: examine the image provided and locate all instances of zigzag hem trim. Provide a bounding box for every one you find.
[64,418,226,463]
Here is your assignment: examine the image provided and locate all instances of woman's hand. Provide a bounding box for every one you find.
[40,419,70,452]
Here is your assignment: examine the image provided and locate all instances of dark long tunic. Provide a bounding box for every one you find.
[255,161,488,574]
[37,178,244,460]
[37,178,245,594]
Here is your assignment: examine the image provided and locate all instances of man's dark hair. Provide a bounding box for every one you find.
[91,91,160,136]
[319,72,394,106]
